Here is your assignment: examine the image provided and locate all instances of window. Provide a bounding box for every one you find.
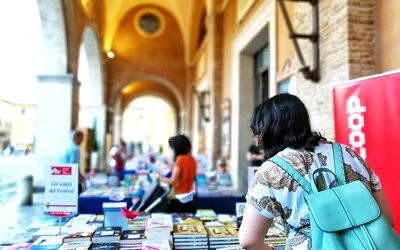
[254,45,270,106]
[139,14,160,34]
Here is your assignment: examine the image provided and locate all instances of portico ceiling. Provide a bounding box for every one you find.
[103,0,195,61]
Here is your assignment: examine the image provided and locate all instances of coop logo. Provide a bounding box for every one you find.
[51,166,72,175]
[346,96,366,159]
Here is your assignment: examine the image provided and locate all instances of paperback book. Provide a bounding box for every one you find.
[206,225,238,240]
[172,224,207,238]
[28,235,64,250]
[58,241,92,250]
[88,243,119,250]
[119,229,146,244]
[141,239,171,250]
[91,227,122,243]
[195,209,217,221]
[62,231,94,243]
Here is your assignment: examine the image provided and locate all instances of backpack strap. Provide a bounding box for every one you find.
[269,156,312,194]
[331,142,346,185]
[268,156,312,239]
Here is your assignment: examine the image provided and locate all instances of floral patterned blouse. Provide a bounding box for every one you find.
[246,141,381,250]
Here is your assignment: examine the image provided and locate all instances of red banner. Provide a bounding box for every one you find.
[333,71,400,234]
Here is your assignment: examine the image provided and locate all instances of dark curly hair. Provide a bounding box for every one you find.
[168,134,192,161]
[250,93,325,159]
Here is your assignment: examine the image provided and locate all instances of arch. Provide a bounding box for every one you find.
[121,95,178,153]
[36,0,68,74]
[77,25,106,169]
[110,76,185,144]
[120,81,178,113]
[78,25,104,108]
[112,75,185,117]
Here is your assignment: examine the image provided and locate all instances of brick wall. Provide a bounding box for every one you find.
[347,0,375,78]
[293,0,375,140]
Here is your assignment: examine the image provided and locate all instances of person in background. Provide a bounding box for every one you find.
[154,134,197,213]
[60,130,84,194]
[216,158,232,187]
[238,94,394,250]
[246,134,265,166]
[109,138,127,180]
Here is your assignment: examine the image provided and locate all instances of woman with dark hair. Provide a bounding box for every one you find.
[154,134,197,213]
[239,94,394,250]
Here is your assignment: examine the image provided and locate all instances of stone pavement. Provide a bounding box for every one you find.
[0,192,45,248]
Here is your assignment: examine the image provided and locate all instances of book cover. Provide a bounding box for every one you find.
[31,226,66,241]
[88,243,119,250]
[28,235,64,250]
[118,243,142,250]
[172,224,207,238]
[91,227,122,243]
[62,231,94,243]
[4,242,32,250]
[141,239,171,250]
[58,241,91,250]
[195,209,217,221]
[120,229,146,244]
[64,214,97,226]
[206,225,238,240]
[145,215,173,240]
[171,213,197,224]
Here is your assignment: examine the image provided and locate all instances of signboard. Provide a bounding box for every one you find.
[44,164,78,217]
[333,70,400,233]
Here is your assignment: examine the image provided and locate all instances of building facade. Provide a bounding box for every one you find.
[28,0,400,192]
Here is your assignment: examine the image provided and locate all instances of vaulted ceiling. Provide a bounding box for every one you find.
[74,0,228,109]
[102,0,196,60]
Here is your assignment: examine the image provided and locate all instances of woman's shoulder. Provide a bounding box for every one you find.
[255,160,286,184]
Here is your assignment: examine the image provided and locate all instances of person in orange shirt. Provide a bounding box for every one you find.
[154,134,197,213]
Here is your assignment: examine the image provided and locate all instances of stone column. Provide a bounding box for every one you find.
[36,74,75,164]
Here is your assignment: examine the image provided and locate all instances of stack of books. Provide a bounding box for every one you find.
[206,225,240,250]
[172,223,208,250]
[141,239,171,250]
[118,229,146,250]
[144,213,173,241]
[264,219,286,247]
[91,227,122,243]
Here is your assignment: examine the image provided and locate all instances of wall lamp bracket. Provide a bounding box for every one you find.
[277,0,320,82]
[193,86,211,122]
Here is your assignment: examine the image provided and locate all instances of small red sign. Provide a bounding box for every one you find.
[51,166,72,175]
[48,211,73,217]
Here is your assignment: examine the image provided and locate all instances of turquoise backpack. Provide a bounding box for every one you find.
[269,142,400,250]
